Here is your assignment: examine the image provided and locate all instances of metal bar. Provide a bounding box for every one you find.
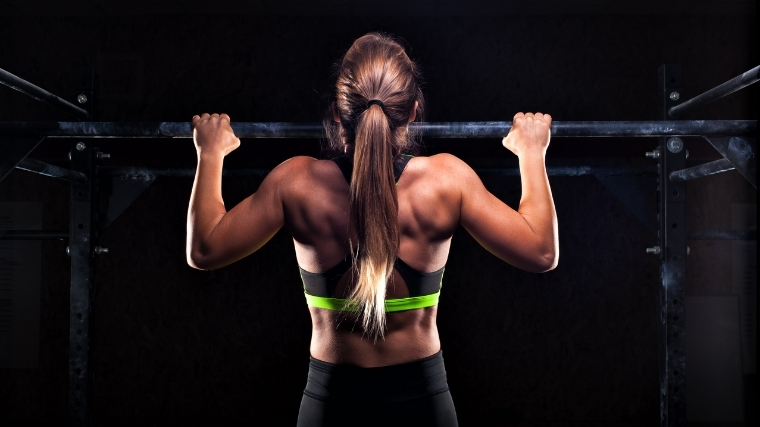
[103,165,657,179]
[69,142,95,427]
[657,64,687,427]
[0,120,755,139]
[15,158,88,182]
[668,158,734,182]
[669,65,760,118]
[0,230,68,240]
[0,68,88,119]
[687,230,757,240]
[477,165,657,177]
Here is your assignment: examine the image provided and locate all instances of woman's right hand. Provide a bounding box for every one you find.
[192,113,241,157]
[502,112,552,157]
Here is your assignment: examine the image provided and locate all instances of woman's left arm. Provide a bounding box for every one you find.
[186,113,286,270]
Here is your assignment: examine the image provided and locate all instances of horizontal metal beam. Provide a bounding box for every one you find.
[0,68,88,119]
[0,120,755,139]
[687,230,756,240]
[104,165,656,179]
[669,65,760,118]
[669,158,734,182]
[0,230,68,240]
[15,158,88,182]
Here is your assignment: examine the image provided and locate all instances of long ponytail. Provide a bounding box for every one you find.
[349,102,398,338]
[324,33,425,340]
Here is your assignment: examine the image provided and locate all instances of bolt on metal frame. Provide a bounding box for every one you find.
[0,64,758,427]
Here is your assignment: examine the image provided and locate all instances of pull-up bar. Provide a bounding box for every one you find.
[0,120,755,139]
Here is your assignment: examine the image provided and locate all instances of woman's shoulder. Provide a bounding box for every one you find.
[406,153,477,181]
[269,156,335,175]
[411,153,467,166]
[267,156,347,188]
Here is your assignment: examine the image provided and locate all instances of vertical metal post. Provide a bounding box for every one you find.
[69,141,95,427]
[69,67,98,427]
[657,65,687,427]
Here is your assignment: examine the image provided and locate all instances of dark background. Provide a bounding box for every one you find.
[0,0,757,425]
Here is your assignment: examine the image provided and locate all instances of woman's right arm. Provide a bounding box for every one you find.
[457,112,558,272]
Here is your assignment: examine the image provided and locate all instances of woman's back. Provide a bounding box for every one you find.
[282,154,463,367]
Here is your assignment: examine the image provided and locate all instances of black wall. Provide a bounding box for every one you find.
[0,1,757,425]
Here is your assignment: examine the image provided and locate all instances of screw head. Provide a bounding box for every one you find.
[76,142,86,151]
[66,246,70,256]
[646,246,661,255]
[667,137,683,154]
[77,93,88,104]
[669,91,680,101]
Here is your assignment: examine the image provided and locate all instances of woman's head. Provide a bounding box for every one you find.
[325,32,424,154]
[323,33,425,340]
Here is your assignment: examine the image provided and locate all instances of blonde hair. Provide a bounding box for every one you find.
[323,33,424,339]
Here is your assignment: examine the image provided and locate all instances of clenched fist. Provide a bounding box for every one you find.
[192,113,241,157]
[502,112,552,157]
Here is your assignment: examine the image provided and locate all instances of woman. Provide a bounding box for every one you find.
[187,33,558,426]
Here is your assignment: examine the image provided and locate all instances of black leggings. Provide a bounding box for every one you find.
[296,350,458,427]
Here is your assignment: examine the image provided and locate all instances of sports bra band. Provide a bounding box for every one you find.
[304,291,441,313]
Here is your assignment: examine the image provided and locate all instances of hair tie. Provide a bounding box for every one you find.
[365,99,384,110]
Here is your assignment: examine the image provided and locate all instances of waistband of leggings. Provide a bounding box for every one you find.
[308,349,444,375]
[304,350,449,403]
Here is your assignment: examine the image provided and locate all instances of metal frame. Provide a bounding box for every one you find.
[657,65,687,427]
[0,64,757,427]
[68,141,96,426]
[0,119,755,139]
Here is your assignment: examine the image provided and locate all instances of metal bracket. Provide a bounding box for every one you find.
[701,136,757,189]
[0,137,46,182]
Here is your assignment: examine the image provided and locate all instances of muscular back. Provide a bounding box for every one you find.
[282,155,461,367]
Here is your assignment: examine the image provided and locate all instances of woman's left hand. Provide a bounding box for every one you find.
[192,113,241,156]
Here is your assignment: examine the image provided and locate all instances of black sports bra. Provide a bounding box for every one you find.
[331,153,413,184]
[299,154,445,312]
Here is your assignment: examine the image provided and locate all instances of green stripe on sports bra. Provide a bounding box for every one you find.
[304,291,440,312]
